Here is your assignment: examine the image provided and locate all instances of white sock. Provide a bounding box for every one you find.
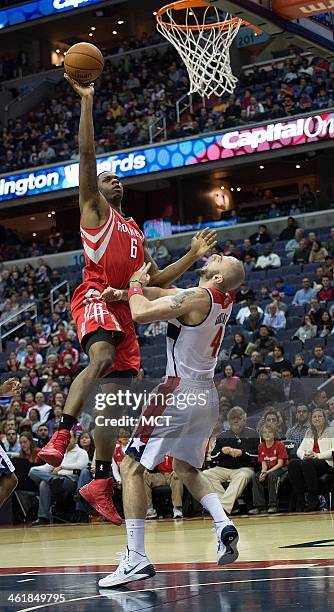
[200,493,232,539]
[125,519,146,558]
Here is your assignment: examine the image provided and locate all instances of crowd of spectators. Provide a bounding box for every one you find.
[1,39,334,176]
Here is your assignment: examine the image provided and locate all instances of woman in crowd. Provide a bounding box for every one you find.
[317,311,333,337]
[29,369,41,392]
[293,314,317,344]
[230,333,248,359]
[27,408,41,434]
[6,352,20,373]
[309,240,328,264]
[292,353,309,378]
[12,431,37,463]
[46,335,62,359]
[219,364,242,400]
[47,404,63,436]
[288,408,334,511]
[78,431,95,462]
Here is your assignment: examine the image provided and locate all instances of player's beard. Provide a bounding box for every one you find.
[196,267,215,281]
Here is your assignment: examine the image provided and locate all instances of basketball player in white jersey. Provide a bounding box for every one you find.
[0,379,19,508]
[98,253,245,588]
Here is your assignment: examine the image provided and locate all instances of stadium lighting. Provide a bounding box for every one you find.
[32,232,37,237]
[51,211,56,215]
[118,20,124,24]
[112,30,117,34]
[230,187,234,191]
[259,165,264,169]
[296,164,301,169]
[237,187,241,191]
[30,216,35,221]
[89,32,93,36]
[48,214,52,218]
[153,11,157,16]
[220,185,225,190]
[56,49,60,53]
[91,26,96,30]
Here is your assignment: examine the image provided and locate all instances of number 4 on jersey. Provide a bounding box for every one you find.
[211,327,223,358]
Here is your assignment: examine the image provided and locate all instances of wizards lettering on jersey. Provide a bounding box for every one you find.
[215,312,229,326]
[117,222,144,241]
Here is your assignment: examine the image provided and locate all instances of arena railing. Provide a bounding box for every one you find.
[0,302,37,352]
[149,116,167,144]
[50,280,70,313]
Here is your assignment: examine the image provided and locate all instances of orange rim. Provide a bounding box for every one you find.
[156,0,262,33]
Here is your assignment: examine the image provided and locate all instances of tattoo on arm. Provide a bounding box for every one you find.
[170,290,197,310]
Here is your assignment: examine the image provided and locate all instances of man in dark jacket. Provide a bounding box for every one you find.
[202,407,259,514]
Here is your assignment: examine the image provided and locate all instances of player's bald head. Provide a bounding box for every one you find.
[219,256,245,291]
[198,254,245,291]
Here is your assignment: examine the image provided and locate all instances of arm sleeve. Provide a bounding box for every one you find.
[112,459,121,483]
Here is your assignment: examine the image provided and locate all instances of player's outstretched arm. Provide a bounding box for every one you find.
[127,263,210,323]
[130,287,209,323]
[64,74,109,227]
[145,228,217,288]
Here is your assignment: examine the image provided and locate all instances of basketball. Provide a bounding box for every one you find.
[64,42,104,84]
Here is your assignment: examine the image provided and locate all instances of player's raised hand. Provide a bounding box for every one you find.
[129,262,151,287]
[1,378,20,396]
[64,73,94,98]
[100,287,123,302]
[190,228,218,258]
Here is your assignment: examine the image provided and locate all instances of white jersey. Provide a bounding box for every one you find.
[166,288,233,380]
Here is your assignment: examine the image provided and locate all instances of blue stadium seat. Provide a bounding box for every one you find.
[287,305,305,318]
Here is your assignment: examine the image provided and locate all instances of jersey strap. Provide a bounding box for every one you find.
[208,288,234,309]
[80,208,115,264]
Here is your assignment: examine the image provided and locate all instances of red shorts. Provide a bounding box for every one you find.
[71,283,140,374]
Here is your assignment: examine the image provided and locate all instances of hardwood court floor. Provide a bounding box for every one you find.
[0,513,333,611]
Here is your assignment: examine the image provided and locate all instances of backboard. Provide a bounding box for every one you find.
[208,0,334,59]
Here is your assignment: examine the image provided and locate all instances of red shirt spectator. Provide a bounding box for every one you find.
[58,341,79,366]
[22,345,43,370]
[317,276,334,303]
[258,440,288,469]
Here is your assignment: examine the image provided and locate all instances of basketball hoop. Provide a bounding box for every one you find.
[156,0,262,98]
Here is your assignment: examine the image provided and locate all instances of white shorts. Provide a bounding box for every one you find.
[126,377,219,470]
[0,445,15,475]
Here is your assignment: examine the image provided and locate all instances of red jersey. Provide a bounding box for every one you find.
[258,441,288,469]
[113,443,126,466]
[71,207,144,373]
[157,455,173,474]
[80,207,145,290]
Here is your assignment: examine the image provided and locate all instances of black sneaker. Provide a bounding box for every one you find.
[217,524,239,565]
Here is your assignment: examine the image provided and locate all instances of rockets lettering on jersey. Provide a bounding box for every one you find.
[80,207,145,290]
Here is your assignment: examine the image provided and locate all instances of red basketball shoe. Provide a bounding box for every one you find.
[79,477,122,526]
[37,429,71,467]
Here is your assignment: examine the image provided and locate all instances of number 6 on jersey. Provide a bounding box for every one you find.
[130,238,138,259]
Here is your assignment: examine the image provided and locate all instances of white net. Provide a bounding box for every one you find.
[156,2,242,98]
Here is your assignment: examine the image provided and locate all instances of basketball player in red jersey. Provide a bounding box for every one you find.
[39,74,217,524]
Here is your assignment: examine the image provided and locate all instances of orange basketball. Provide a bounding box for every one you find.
[64,42,104,84]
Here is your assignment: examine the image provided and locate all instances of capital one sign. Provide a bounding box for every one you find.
[221,114,334,150]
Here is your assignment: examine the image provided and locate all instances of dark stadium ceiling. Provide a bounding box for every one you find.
[0,0,163,45]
